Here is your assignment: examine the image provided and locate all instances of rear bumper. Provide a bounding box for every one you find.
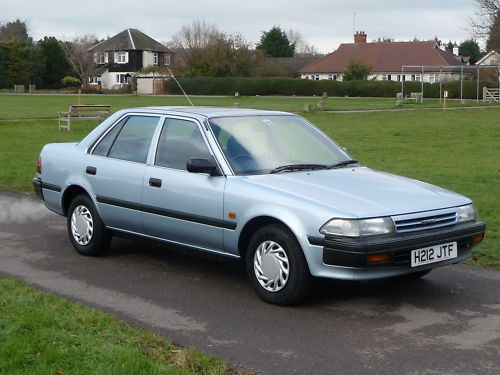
[32,178,44,201]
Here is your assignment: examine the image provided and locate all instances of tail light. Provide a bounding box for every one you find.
[37,157,42,174]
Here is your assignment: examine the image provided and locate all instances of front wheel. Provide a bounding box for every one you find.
[246,224,312,305]
[67,194,111,256]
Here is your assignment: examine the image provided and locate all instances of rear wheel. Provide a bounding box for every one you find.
[246,224,312,305]
[67,194,111,256]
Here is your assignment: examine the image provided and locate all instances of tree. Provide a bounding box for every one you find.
[169,20,225,68]
[38,37,71,88]
[61,35,100,86]
[469,0,500,39]
[286,29,319,56]
[486,10,500,51]
[188,34,256,77]
[343,60,372,81]
[0,39,44,87]
[0,19,32,43]
[256,26,295,57]
[170,21,257,77]
[459,39,482,64]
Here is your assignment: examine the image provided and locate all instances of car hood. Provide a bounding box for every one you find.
[244,167,470,218]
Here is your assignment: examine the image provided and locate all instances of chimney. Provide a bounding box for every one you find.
[453,46,459,56]
[354,31,367,43]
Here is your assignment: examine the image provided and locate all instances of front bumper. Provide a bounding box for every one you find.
[306,221,485,279]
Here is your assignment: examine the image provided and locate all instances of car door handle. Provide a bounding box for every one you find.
[86,166,97,175]
[149,178,162,188]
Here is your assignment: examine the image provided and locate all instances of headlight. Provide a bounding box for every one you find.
[457,204,476,223]
[320,217,395,237]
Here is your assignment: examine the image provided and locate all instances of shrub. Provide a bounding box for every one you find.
[165,77,489,99]
[61,76,81,88]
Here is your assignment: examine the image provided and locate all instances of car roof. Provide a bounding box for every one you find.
[129,106,291,119]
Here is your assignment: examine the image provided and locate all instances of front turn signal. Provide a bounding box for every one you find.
[366,254,390,265]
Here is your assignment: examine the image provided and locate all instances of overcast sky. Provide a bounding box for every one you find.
[4,0,479,52]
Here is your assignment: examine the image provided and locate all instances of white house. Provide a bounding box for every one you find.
[476,50,500,66]
[88,29,172,90]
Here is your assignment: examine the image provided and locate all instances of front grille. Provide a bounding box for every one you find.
[392,209,457,233]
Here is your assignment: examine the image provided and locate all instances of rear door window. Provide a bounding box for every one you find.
[93,115,160,163]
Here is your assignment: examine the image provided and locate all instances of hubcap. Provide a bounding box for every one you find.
[253,240,290,292]
[71,205,94,245]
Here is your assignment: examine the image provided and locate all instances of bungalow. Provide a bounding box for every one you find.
[299,32,465,83]
[88,29,172,90]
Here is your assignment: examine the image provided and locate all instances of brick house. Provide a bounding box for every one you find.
[299,32,466,83]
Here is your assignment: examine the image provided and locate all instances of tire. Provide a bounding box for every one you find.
[246,224,312,305]
[67,194,111,256]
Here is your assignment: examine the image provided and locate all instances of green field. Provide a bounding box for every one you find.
[0,93,498,120]
[0,94,498,373]
[0,94,498,268]
[0,278,245,375]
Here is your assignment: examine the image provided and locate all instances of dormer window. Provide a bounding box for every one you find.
[114,51,128,64]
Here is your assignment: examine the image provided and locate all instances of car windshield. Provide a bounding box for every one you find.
[208,115,353,175]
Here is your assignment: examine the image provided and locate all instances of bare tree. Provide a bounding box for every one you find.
[169,20,225,67]
[60,34,100,85]
[469,0,500,38]
[286,29,319,56]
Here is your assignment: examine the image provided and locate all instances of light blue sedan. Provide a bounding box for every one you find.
[33,107,485,305]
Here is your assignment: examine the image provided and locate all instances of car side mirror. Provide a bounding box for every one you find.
[186,157,221,176]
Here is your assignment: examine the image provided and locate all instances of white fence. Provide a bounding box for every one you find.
[483,87,500,102]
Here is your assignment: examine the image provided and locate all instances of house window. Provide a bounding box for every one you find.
[429,74,436,83]
[89,76,101,84]
[412,74,422,82]
[153,52,159,65]
[164,53,171,66]
[313,75,319,80]
[116,74,130,84]
[94,52,107,64]
[382,74,392,81]
[114,51,128,64]
[397,75,406,82]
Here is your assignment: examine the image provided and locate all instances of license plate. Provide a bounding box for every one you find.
[411,241,457,267]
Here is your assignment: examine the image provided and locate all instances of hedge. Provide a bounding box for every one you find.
[165,77,495,99]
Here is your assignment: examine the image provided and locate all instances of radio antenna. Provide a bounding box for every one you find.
[167,67,194,106]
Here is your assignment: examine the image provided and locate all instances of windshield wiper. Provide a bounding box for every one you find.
[269,164,328,174]
[326,159,359,169]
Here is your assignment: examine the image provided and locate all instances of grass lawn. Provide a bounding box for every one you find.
[0,278,246,375]
[0,94,498,120]
[0,95,498,373]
